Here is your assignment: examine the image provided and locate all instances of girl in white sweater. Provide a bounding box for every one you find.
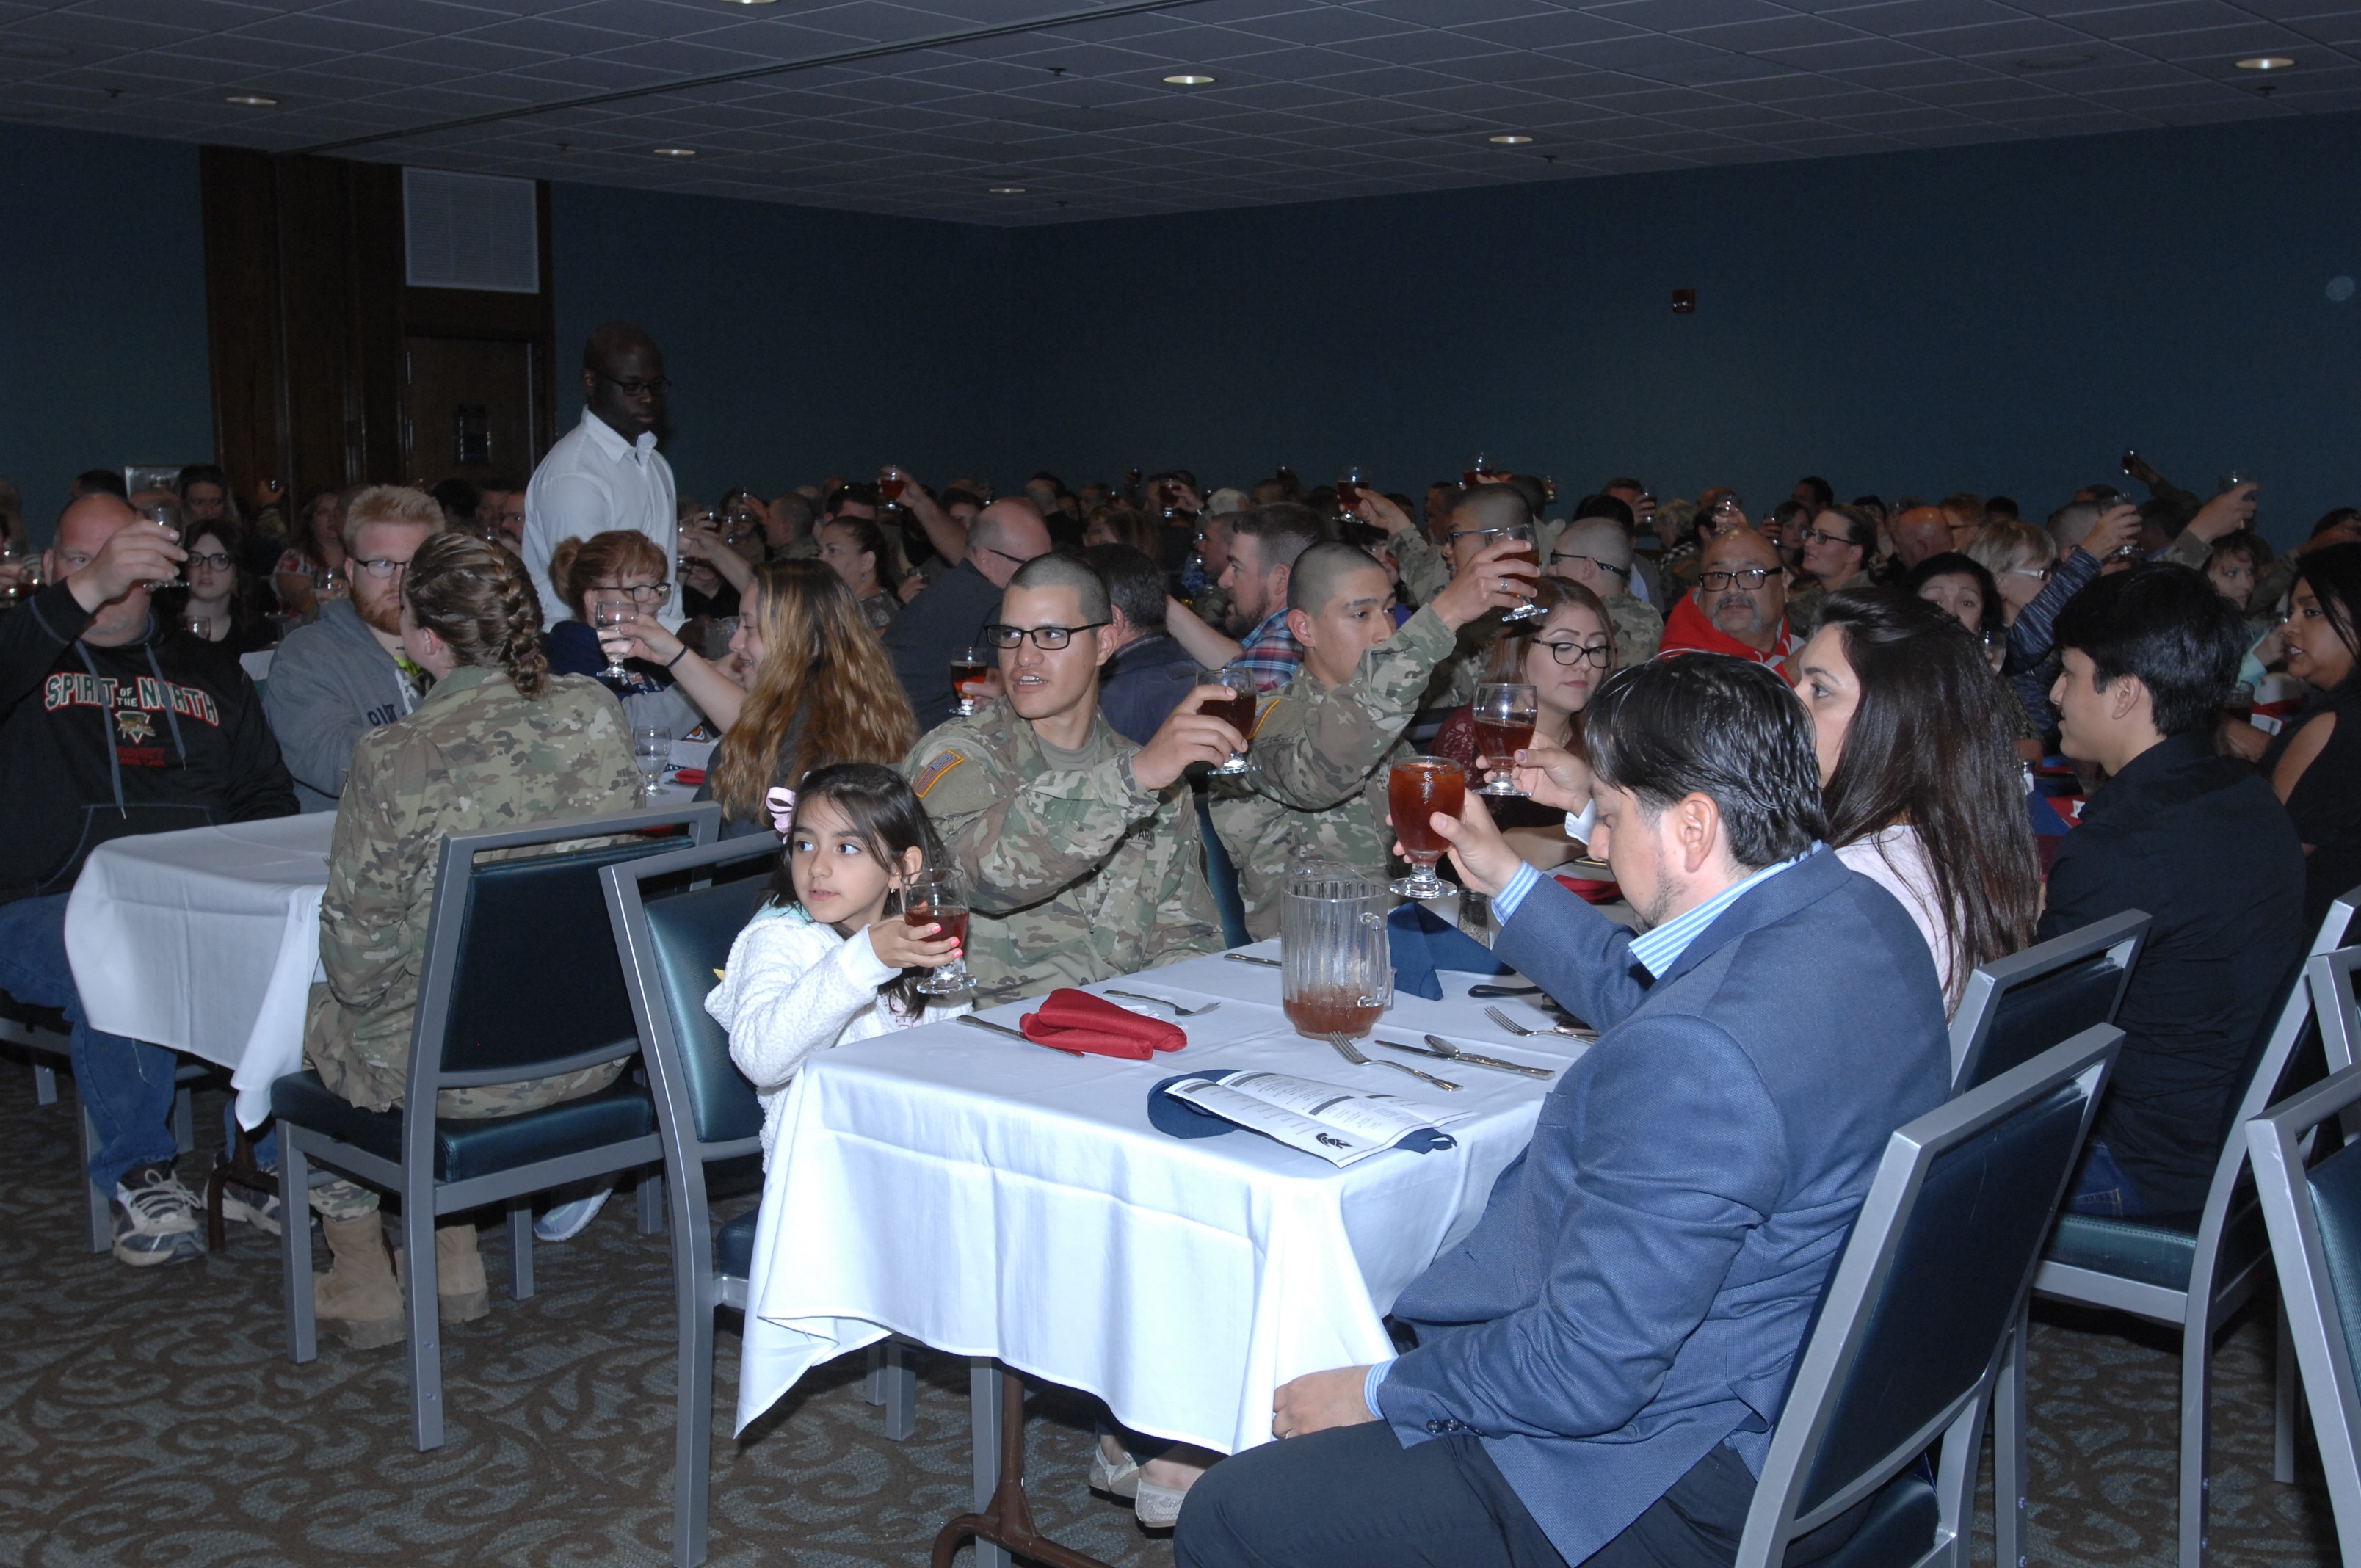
[704,763,967,1165]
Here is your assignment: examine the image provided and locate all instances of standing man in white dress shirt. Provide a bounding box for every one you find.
[521,322,681,629]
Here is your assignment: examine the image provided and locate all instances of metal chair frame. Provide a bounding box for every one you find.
[603,831,915,1568]
[278,805,717,1451]
[1736,1027,2121,1568]
[2246,1059,2361,1566]
[2002,884,2361,1568]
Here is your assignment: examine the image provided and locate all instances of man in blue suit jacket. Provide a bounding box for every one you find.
[1178,655,1951,1568]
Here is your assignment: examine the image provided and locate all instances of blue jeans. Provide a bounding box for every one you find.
[0,893,180,1197]
[2067,1138,2148,1218]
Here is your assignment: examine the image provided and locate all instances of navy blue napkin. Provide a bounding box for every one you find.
[1148,1072,1235,1139]
[1389,901,1511,1001]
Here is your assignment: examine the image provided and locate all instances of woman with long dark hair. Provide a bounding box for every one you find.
[2262,542,2361,928]
[1792,587,2040,1013]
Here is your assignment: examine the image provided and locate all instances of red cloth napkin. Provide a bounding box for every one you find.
[1019,989,1186,1059]
[1555,871,1622,906]
[673,768,707,785]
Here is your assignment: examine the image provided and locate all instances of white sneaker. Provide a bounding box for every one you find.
[1089,1447,1140,1500]
[533,1183,612,1242]
[1134,1479,1189,1529]
[112,1165,205,1266]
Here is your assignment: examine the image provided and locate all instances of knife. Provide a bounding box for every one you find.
[1222,951,1283,968]
[1374,1036,1555,1078]
[957,1013,1085,1057]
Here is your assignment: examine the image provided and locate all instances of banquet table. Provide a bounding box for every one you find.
[736,940,1585,1558]
[63,813,336,1130]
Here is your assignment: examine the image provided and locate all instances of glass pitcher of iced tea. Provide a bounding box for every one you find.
[1280,867,1391,1041]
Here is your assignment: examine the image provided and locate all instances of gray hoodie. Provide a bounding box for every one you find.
[261,599,418,811]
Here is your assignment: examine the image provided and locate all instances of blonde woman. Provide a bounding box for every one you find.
[302,531,642,1349]
[603,559,918,832]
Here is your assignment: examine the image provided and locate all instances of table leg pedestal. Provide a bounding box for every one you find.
[929,1361,1116,1568]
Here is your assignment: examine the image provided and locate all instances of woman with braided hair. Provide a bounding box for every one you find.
[300,530,644,1351]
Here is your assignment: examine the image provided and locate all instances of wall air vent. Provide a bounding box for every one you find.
[404,167,539,294]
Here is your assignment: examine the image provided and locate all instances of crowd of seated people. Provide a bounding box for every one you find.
[9,374,2361,1563]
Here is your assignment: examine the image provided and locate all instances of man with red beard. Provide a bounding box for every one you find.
[1657,526,1799,672]
[264,485,445,810]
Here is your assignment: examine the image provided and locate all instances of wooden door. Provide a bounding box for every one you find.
[401,335,540,485]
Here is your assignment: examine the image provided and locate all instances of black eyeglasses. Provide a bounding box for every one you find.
[1799,529,1860,551]
[1548,551,1630,579]
[1534,639,1613,668]
[352,556,411,580]
[984,621,1109,650]
[597,372,672,398]
[976,545,1035,570]
[1697,567,1775,591]
[590,582,671,605]
[186,551,235,572]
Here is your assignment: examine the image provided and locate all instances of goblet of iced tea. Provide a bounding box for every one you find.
[1497,522,1543,623]
[906,867,973,997]
[1388,756,1464,899]
[950,645,993,716]
[1472,683,1538,797]
[1206,666,1258,774]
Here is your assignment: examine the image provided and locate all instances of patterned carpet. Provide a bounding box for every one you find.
[0,1068,2339,1568]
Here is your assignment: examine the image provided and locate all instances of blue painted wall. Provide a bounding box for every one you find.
[548,181,1013,508]
[0,124,214,542]
[1007,112,2361,545]
[5,112,2354,546]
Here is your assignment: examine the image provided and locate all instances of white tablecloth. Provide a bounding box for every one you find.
[64,813,336,1130]
[737,941,1585,1453]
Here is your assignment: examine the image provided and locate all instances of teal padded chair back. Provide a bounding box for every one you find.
[1951,909,2145,1092]
[623,841,777,1150]
[1735,1026,2120,1568]
[2247,1059,2361,1566]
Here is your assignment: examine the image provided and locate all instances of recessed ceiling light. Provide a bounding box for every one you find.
[1487,134,1534,145]
[651,146,698,157]
[1164,73,1215,85]
[988,185,1029,195]
[223,92,278,107]
[2235,55,2296,70]
[721,0,777,5]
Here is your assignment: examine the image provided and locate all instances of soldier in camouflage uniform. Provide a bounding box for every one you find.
[1545,517,1663,667]
[302,532,643,1349]
[1211,537,1540,937]
[902,553,1235,1005]
[1354,484,1542,709]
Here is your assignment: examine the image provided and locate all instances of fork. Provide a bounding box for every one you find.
[1103,988,1222,1018]
[1329,1033,1459,1091]
[1484,1004,1597,1041]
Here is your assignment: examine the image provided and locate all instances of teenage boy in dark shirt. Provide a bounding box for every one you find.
[2042,565,2304,1216]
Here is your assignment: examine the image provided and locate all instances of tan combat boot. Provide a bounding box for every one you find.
[435,1224,490,1324]
[316,1215,406,1349]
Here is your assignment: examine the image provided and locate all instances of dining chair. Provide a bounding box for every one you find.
[1944,907,2146,1568]
[1949,908,2147,1091]
[2002,883,2361,1568]
[275,804,717,1451]
[2246,1060,2361,1564]
[603,830,916,1568]
[1733,1025,2121,1568]
[2,990,207,1253]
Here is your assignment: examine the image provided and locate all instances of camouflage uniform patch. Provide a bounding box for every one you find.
[1603,591,1664,667]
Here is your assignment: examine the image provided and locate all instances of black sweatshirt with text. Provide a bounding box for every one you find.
[1,580,297,904]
